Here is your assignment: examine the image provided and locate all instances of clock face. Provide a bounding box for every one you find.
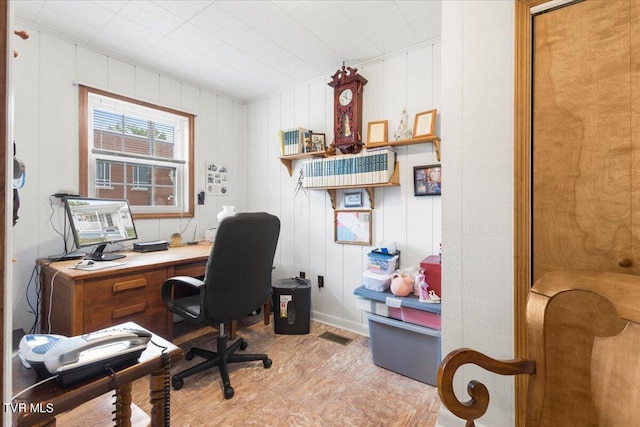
[339,88,353,106]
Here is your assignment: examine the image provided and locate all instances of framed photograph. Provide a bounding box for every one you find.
[335,210,372,245]
[414,164,441,196]
[413,109,437,138]
[367,120,388,144]
[306,132,326,152]
[344,191,362,208]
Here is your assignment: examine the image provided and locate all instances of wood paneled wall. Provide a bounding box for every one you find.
[11,25,245,334]
[245,42,442,334]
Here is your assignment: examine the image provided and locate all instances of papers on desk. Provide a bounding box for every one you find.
[70,261,126,271]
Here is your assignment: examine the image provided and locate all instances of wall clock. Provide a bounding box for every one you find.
[328,64,368,154]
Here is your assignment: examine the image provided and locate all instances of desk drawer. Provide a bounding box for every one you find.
[83,269,168,334]
[173,259,208,278]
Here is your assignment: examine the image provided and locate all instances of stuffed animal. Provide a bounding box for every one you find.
[390,273,414,297]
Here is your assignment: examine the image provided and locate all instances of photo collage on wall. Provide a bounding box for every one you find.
[206,162,229,196]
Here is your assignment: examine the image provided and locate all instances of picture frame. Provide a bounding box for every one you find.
[414,164,441,196]
[335,210,372,245]
[343,191,363,208]
[307,132,326,153]
[413,109,437,138]
[367,120,388,144]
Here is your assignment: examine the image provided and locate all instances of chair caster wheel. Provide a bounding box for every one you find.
[224,386,234,399]
[264,358,272,368]
[239,340,248,351]
[185,351,195,361]
[172,378,184,390]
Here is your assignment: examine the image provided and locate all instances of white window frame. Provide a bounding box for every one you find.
[79,85,194,219]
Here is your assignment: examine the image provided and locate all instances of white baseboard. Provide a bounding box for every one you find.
[311,311,370,337]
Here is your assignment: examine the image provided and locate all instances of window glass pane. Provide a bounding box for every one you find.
[81,86,193,217]
[93,110,176,160]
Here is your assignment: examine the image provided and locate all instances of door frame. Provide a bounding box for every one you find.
[515,0,587,425]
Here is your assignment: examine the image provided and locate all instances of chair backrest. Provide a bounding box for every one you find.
[524,270,640,426]
[438,269,640,426]
[202,212,280,322]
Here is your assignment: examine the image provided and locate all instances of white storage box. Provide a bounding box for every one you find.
[362,271,393,292]
[355,297,390,317]
[366,251,399,275]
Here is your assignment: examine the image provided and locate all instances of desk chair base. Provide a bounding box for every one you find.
[171,330,272,399]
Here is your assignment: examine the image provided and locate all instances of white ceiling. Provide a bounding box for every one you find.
[13,0,441,102]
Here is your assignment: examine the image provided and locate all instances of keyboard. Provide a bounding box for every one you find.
[70,261,126,271]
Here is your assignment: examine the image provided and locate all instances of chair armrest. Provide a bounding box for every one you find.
[437,348,536,426]
[161,276,205,321]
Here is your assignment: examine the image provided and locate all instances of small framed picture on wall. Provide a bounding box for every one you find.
[367,120,388,144]
[335,210,372,245]
[307,132,326,152]
[414,164,441,196]
[343,191,363,208]
[413,109,437,138]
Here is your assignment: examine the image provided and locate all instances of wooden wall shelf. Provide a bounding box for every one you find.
[366,135,441,162]
[279,134,440,177]
[304,162,400,209]
[279,151,327,176]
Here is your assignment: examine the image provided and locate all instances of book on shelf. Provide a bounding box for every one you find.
[301,147,396,188]
[280,127,310,156]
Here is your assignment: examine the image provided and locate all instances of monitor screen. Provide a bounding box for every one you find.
[64,197,138,261]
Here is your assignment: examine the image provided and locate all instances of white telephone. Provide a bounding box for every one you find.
[20,327,151,387]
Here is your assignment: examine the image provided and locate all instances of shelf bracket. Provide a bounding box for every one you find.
[280,158,293,176]
[327,189,337,209]
[365,188,375,208]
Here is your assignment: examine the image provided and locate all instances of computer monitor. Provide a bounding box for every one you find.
[64,197,138,261]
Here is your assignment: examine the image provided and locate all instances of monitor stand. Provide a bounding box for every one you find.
[86,244,126,262]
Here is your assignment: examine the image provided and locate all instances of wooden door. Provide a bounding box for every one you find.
[532,0,640,282]
[1,0,8,406]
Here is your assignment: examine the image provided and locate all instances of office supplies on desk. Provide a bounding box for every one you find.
[133,240,169,252]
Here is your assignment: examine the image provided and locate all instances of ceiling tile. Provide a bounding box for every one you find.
[118,1,186,36]
[166,22,225,58]
[152,0,212,21]
[189,3,251,42]
[13,1,45,22]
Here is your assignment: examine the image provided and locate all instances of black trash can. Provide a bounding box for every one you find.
[273,277,311,335]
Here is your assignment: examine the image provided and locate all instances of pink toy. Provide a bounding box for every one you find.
[390,273,414,297]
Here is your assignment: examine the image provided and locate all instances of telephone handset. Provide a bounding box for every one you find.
[22,327,151,387]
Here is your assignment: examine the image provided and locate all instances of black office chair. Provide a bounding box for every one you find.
[161,212,280,399]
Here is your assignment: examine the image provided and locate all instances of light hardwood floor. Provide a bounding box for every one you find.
[133,316,441,426]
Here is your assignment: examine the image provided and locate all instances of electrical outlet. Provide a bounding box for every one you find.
[318,275,324,288]
[299,271,305,279]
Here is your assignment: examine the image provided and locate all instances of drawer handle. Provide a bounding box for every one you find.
[113,278,147,293]
[112,303,147,319]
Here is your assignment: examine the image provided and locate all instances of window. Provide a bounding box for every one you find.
[79,86,194,218]
[96,160,111,188]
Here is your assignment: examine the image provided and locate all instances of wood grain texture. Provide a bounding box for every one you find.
[533,0,636,281]
[438,269,640,426]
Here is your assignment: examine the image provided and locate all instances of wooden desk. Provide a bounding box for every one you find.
[39,245,272,340]
[40,245,211,339]
[12,322,183,427]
